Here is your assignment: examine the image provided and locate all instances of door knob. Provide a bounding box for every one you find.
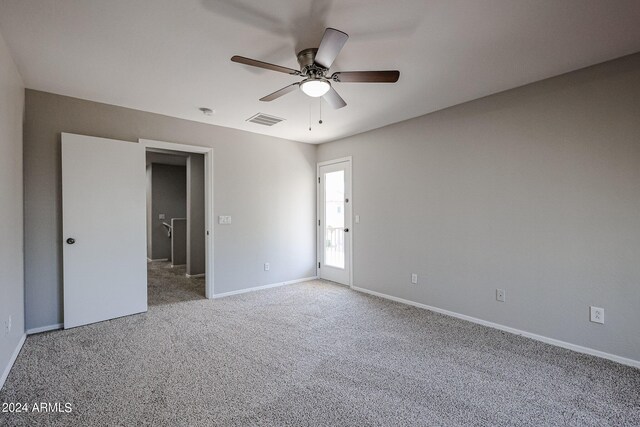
[66,238,76,244]
[344,228,349,233]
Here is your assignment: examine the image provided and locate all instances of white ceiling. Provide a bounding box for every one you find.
[1,1,639,144]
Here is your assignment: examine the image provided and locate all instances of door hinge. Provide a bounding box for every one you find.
[318,262,321,268]
[318,177,320,184]
[318,219,320,226]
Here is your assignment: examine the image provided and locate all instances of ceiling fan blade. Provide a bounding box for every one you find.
[260,83,300,102]
[314,28,349,69]
[323,86,347,109]
[231,56,299,75]
[332,70,400,83]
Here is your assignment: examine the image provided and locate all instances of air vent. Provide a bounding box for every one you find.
[246,113,285,126]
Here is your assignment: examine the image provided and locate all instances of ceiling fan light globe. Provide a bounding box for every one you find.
[301,79,331,97]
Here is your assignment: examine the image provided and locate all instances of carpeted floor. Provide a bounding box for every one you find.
[1,263,639,426]
[146,261,206,306]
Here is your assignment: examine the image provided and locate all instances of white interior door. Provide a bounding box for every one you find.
[62,133,147,328]
[318,159,352,285]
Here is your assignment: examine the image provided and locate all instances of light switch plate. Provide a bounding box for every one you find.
[496,289,506,302]
[355,215,360,224]
[159,213,165,220]
[218,215,232,225]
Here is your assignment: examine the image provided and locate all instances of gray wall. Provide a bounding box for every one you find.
[171,219,187,266]
[318,53,640,362]
[146,165,152,258]
[149,163,186,260]
[0,31,25,384]
[187,154,205,276]
[23,90,317,330]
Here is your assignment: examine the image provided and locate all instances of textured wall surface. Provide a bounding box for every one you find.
[23,90,317,330]
[319,54,640,361]
[171,219,187,266]
[0,30,24,386]
[187,154,205,276]
[150,164,186,260]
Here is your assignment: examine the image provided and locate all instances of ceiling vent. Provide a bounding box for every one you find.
[246,113,285,126]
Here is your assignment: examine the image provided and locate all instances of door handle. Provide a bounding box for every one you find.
[344,228,349,233]
[66,238,76,244]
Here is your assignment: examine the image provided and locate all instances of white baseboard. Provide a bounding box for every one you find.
[0,334,26,391]
[352,286,640,369]
[213,276,318,299]
[26,323,63,335]
[147,258,169,262]
[171,264,186,268]
[186,273,205,278]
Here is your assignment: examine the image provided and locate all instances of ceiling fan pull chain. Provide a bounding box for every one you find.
[319,99,323,124]
[309,102,312,131]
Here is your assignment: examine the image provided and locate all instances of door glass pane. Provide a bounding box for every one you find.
[324,170,345,269]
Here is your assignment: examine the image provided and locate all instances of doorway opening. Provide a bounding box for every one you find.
[61,134,214,329]
[145,150,206,305]
[141,139,214,299]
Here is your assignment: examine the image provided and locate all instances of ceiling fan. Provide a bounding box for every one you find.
[231,28,400,109]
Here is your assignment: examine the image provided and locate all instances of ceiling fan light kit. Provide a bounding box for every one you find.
[300,78,330,97]
[231,27,400,111]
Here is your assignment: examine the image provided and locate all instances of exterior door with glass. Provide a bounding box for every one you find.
[318,159,351,286]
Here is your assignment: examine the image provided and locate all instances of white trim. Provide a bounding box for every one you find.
[171,264,186,268]
[317,156,353,287]
[140,139,214,299]
[140,139,211,154]
[0,334,26,391]
[147,258,169,262]
[352,286,640,369]
[349,159,353,289]
[213,276,318,299]
[185,273,205,278]
[26,323,63,335]
[317,156,353,168]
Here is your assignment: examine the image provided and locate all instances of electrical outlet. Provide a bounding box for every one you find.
[264,263,270,271]
[590,306,604,324]
[411,273,418,284]
[159,213,165,220]
[496,289,506,302]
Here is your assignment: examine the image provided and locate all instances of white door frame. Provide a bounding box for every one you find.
[140,139,214,298]
[317,156,353,287]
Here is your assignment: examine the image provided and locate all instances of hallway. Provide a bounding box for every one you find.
[147,261,205,306]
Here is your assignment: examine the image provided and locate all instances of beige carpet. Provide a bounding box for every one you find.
[1,263,638,426]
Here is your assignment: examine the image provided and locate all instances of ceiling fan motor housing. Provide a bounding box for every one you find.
[297,48,318,69]
[297,48,326,78]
